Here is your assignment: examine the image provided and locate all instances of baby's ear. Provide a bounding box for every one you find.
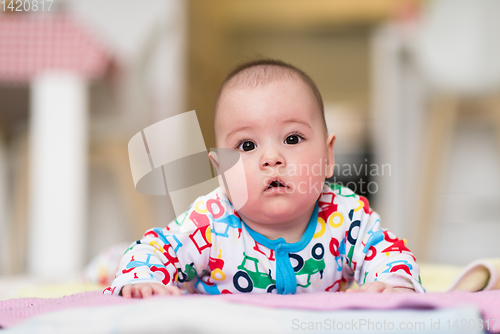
[325,133,336,178]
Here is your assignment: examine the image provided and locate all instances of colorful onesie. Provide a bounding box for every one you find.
[104,182,425,295]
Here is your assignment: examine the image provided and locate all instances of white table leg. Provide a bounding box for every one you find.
[28,73,88,280]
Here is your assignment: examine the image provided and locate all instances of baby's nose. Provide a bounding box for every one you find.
[263,159,283,167]
[261,149,286,168]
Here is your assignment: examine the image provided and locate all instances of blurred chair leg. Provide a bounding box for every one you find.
[0,127,8,274]
[108,143,157,237]
[482,96,500,158]
[10,132,29,274]
[89,141,155,239]
[415,94,459,260]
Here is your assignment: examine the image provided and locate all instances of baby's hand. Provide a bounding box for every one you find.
[345,281,415,293]
[121,283,182,298]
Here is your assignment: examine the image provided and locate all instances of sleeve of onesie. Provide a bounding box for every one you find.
[341,194,425,293]
[103,200,213,296]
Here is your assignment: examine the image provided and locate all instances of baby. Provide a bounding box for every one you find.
[104,59,424,298]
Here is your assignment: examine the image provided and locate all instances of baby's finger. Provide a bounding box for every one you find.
[365,282,386,293]
[359,284,369,292]
[165,286,182,296]
[121,286,132,298]
[140,285,153,298]
[382,285,408,293]
[358,282,381,293]
[151,284,169,296]
[131,286,142,298]
[345,288,360,293]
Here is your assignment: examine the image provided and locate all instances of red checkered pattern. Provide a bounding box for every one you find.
[0,15,111,83]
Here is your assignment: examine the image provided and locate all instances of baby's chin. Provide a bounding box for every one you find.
[241,197,310,223]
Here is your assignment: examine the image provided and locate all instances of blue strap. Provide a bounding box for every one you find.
[243,203,319,294]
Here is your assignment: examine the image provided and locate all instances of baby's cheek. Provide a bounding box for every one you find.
[289,158,327,193]
[217,155,256,206]
[237,165,264,204]
[296,175,325,198]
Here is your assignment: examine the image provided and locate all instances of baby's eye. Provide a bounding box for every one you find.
[285,134,303,145]
[237,141,256,152]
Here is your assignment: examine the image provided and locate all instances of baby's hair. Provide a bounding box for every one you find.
[213,59,327,142]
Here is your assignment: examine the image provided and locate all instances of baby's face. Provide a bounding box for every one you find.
[212,79,335,226]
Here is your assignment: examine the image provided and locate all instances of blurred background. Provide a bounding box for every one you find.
[1,0,500,286]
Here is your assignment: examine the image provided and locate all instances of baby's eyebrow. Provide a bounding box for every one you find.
[226,125,253,140]
[225,119,311,140]
[283,119,312,129]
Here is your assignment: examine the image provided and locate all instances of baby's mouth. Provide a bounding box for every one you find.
[268,180,285,189]
[264,178,288,192]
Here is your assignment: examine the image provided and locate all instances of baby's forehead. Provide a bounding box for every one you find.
[219,76,318,114]
[225,65,301,88]
[216,77,319,120]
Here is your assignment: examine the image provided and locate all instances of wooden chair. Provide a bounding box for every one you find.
[413,0,500,259]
